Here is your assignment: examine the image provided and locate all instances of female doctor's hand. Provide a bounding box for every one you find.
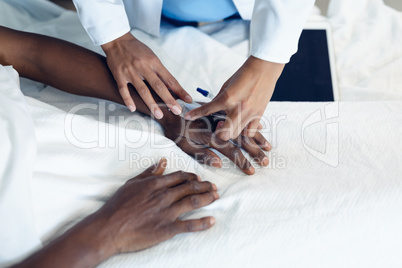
[102,32,193,119]
[159,112,272,175]
[184,56,284,141]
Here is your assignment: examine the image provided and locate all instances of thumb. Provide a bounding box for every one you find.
[184,98,225,121]
[135,158,167,179]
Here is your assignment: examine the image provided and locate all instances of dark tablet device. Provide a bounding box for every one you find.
[271,23,339,102]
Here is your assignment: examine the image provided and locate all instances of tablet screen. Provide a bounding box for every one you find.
[271,29,335,102]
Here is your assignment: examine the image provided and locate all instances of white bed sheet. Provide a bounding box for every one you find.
[0,0,402,267]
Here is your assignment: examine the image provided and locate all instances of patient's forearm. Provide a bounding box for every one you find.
[14,214,112,268]
[0,26,175,125]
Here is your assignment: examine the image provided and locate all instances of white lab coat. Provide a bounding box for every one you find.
[72,0,315,63]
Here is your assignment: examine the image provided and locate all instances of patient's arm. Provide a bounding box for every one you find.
[13,159,218,268]
[0,26,271,175]
[0,26,146,114]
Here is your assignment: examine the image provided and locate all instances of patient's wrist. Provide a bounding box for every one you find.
[66,213,117,265]
[155,106,181,128]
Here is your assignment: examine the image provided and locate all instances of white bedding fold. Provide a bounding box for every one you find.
[0,66,40,266]
[0,0,402,267]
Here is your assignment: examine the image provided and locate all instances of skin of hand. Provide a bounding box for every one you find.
[101,32,193,118]
[0,26,271,175]
[160,110,271,175]
[185,56,285,141]
[15,158,218,268]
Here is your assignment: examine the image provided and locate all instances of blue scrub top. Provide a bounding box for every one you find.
[162,0,238,22]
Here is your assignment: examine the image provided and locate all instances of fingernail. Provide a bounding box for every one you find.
[213,192,219,199]
[265,142,271,149]
[249,166,255,174]
[185,95,193,103]
[128,105,136,112]
[197,175,201,181]
[172,105,182,115]
[211,160,222,168]
[184,114,191,120]
[154,110,163,119]
[212,183,217,191]
[210,217,216,225]
[262,157,269,166]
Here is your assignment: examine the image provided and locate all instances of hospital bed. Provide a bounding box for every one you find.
[0,0,401,267]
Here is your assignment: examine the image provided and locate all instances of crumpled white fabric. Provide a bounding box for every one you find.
[0,65,41,266]
[0,0,402,267]
[327,0,402,100]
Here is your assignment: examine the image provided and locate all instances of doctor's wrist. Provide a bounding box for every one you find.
[247,56,285,81]
[101,32,133,55]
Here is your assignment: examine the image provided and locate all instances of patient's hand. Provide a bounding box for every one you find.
[15,158,218,268]
[96,158,218,255]
[160,114,271,175]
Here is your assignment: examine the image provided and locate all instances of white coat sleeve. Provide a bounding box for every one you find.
[250,0,315,64]
[72,0,131,46]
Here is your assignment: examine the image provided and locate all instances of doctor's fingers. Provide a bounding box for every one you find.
[131,76,164,119]
[242,119,261,138]
[116,77,137,112]
[156,65,193,103]
[184,96,226,121]
[144,70,183,115]
[215,111,249,141]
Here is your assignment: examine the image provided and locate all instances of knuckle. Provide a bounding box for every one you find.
[244,129,255,137]
[143,180,154,191]
[185,221,195,232]
[189,195,200,209]
[152,178,162,189]
[152,80,166,92]
[158,226,175,239]
[166,76,178,88]
[221,93,236,107]
[257,151,266,159]
[120,65,130,74]
[133,58,146,69]
[230,147,242,159]
[200,105,210,116]
[189,180,200,192]
[122,97,133,104]
[240,101,250,111]
[166,99,177,107]
[189,173,199,181]
[177,170,186,178]
[156,190,167,202]
[173,170,188,182]
[136,85,149,96]
[150,57,161,66]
